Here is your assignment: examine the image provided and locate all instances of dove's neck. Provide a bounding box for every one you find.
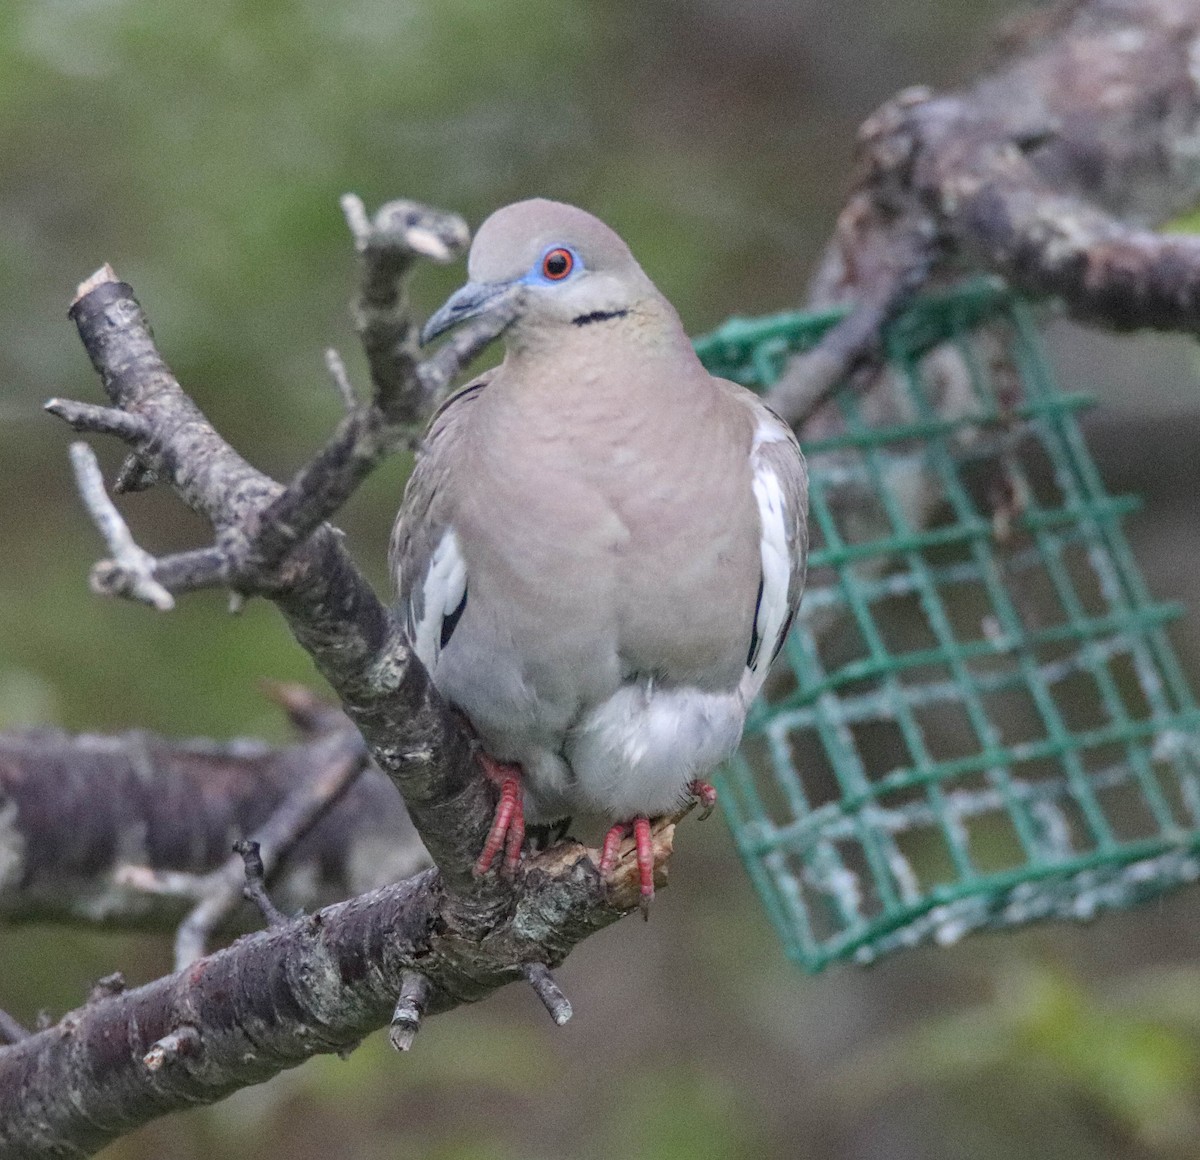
[498,297,706,410]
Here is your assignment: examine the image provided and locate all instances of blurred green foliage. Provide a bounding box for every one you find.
[8,1,1200,1158]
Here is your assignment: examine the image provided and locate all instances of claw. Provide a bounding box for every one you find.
[598,815,656,919]
[634,816,654,920]
[689,779,718,821]
[474,754,525,877]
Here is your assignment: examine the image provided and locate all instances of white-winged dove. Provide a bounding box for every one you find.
[392,199,808,911]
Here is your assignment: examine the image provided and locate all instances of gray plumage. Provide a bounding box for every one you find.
[392,199,807,827]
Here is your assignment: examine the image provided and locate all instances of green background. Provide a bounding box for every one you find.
[6,1,1200,1156]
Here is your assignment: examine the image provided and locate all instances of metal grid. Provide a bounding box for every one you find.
[694,280,1200,971]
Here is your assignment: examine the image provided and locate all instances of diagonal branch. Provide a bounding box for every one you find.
[65,442,175,610]
[51,201,510,896]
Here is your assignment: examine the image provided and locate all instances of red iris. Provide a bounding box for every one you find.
[542,248,573,280]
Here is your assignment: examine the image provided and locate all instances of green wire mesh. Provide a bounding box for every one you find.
[694,279,1200,972]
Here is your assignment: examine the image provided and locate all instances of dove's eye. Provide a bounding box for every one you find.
[542,248,574,280]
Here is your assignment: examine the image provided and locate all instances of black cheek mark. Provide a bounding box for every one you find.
[571,309,629,327]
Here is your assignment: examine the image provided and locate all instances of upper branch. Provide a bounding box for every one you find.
[768,0,1200,429]
[50,200,517,896]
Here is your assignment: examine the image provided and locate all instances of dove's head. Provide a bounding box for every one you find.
[420,199,666,346]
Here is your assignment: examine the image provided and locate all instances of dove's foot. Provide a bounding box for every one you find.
[599,815,655,920]
[688,779,718,820]
[473,753,526,878]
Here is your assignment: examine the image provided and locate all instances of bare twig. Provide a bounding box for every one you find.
[233,839,291,929]
[324,347,358,411]
[342,193,470,413]
[522,962,573,1027]
[389,970,431,1052]
[173,730,369,968]
[766,295,903,427]
[43,399,149,443]
[415,291,522,403]
[67,442,174,610]
[260,679,352,739]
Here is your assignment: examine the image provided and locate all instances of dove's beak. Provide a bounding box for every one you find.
[420,280,519,346]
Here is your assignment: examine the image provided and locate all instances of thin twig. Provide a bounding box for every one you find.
[522,963,573,1026]
[174,731,369,968]
[324,347,358,411]
[233,840,291,928]
[259,680,351,739]
[112,864,210,899]
[415,289,523,404]
[389,970,431,1052]
[766,220,933,429]
[43,399,149,443]
[67,442,174,610]
[342,194,469,414]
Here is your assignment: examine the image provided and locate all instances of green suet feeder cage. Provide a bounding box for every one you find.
[695,280,1200,972]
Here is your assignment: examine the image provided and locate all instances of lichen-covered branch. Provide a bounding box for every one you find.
[0,824,675,1160]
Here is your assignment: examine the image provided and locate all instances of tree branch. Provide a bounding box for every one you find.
[52,202,506,896]
[0,822,676,1159]
[769,0,1200,429]
[0,728,427,928]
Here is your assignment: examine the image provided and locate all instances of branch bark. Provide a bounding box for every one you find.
[772,0,1200,430]
[0,728,427,928]
[0,826,675,1159]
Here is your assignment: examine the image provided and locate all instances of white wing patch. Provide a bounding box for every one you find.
[412,527,467,673]
[748,466,791,686]
[745,419,795,699]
